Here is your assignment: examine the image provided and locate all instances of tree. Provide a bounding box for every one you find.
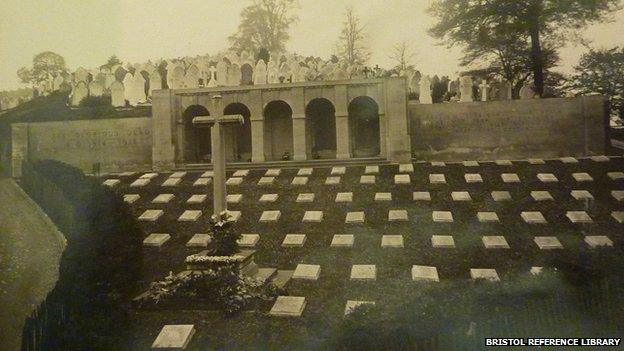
[389,41,416,72]
[336,7,370,66]
[428,0,622,97]
[229,0,299,55]
[17,51,68,85]
[100,55,122,70]
[569,47,624,117]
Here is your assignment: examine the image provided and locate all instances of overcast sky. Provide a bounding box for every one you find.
[1,0,622,90]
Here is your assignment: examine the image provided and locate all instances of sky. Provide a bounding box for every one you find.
[0,0,623,91]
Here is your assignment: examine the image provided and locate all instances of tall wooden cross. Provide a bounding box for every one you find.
[192,95,244,219]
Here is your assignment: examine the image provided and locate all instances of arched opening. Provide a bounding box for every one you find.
[348,96,380,157]
[305,98,336,159]
[241,64,253,85]
[263,100,293,160]
[223,103,252,162]
[182,105,211,163]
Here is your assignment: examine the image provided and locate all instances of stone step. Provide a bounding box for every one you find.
[254,268,277,283]
[176,157,390,171]
[271,270,294,290]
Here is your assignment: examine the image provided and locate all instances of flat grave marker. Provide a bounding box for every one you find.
[411,265,440,282]
[233,170,249,177]
[187,234,212,247]
[360,175,376,184]
[130,178,151,187]
[193,177,211,186]
[265,169,281,177]
[501,173,520,183]
[226,177,243,186]
[463,161,479,167]
[381,235,404,248]
[258,177,275,186]
[292,264,321,280]
[591,155,610,162]
[200,170,214,178]
[612,191,624,201]
[269,296,306,317]
[331,234,354,248]
[375,192,392,202]
[431,161,446,167]
[139,172,158,180]
[572,173,593,182]
[152,194,175,203]
[399,164,414,173]
[325,176,341,185]
[465,173,483,183]
[470,268,500,281]
[491,191,511,202]
[612,211,624,223]
[477,212,499,222]
[429,174,446,184]
[226,194,243,203]
[335,192,353,202]
[138,209,163,222]
[151,324,195,349]
[296,193,315,203]
[395,174,411,184]
[433,211,454,223]
[571,190,593,200]
[346,211,365,223]
[297,168,313,176]
[187,194,207,204]
[178,210,202,222]
[143,233,171,247]
[528,159,545,165]
[344,301,375,316]
[566,211,593,223]
[162,178,181,187]
[103,179,120,187]
[350,265,376,281]
[365,165,379,174]
[560,157,578,164]
[292,177,308,185]
[413,192,431,201]
[495,160,513,166]
[537,173,558,183]
[585,235,613,248]
[260,194,279,202]
[169,171,187,178]
[260,210,281,222]
[534,236,563,250]
[451,191,472,201]
[521,211,547,224]
[608,172,624,180]
[388,210,408,222]
[331,166,346,175]
[431,235,455,248]
[238,234,260,247]
[303,211,323,223]
[482,236,510,249]
[282,234,306,247]
[531,191,554,201]
[124,194,140,204]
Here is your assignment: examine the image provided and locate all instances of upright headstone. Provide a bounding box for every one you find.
[149,71,162,95]
[267,63,279,84]
[52,75,65,91]
[227,63,241,86]
[207,66,218,87]
[74,67,90,84]
[241,64,254,85]
[88,80,104,97]
[459,76,473,103]
[479,79,489,102]
[184,64,200,88]
[110,81,125,107]
[520,83,536,99]
[254,60,267,85]
[216,60,228,86]
[280,63,292,83]
[419,75,432,104]
[123,72,146,106]
[167,65,185,89]
[70,81,88,106]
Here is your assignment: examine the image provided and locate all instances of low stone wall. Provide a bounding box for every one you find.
[12,117,152,175]
[408,96,607,161]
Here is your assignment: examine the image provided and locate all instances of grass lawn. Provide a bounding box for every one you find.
[103,157,624,350]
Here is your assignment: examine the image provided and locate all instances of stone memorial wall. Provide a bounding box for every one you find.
[409,96,606,160]
[13,117,152,174]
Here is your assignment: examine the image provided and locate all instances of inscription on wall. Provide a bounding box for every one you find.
[24,117,152,172]
[409,97,604,160]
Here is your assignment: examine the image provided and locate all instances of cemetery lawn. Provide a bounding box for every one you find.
[106,158,624,349]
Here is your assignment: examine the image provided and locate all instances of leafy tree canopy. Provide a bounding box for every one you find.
[229,0,299,55]
[17,51,68,85]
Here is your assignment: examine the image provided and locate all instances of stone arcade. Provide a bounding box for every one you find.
[151,78,411,170]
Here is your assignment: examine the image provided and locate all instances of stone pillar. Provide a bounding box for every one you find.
[250,119,265,162]
[334,85,351,159]
[211,121,227,217]
[379,114,386,158]
[11,123,28,178]
[384,78,412,162]
[292,113,307,161]
[335,113,351,159]
[151,90,176,171]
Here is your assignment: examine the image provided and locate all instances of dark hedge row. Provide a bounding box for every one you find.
[21,160,143,351]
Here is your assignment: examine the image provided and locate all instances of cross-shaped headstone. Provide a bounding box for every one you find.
[479,79,489,101]
[193,95,244,219]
